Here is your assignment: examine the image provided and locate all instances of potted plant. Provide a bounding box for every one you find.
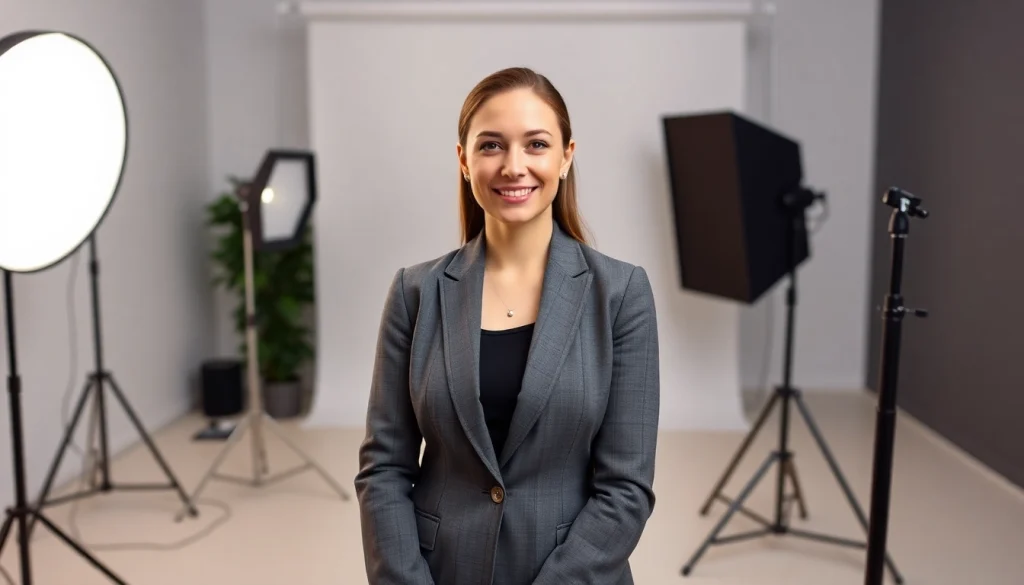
[206,176,316,418]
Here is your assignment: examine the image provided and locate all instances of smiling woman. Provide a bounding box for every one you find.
[456,67,587,248]
[355,66,662,585]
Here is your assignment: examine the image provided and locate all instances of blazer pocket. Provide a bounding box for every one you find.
[555,521,573,546]
[415,508,441,551]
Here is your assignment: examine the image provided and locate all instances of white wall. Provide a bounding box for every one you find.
[0,0,211,507]
[203,0,312,358]
[202,0,883,420]
[738,0,882,399]
[303,7,751,430]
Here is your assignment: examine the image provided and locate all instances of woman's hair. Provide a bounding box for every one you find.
[457,67,590,246]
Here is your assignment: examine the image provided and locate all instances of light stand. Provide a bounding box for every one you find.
[177,151,349,517]
[661,110,907,582]
[26,234,198,537]
[0,29,133,584]
[864,187,928,585]
[680,186,903,584]
[0,271,128,584]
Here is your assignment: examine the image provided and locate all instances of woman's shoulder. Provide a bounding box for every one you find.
[577,242,649,289]
[391,248,458,292]
[575,243,657,324]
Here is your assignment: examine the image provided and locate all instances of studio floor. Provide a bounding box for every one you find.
[2,391,1022,585]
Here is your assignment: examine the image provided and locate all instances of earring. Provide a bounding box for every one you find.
[464,173,469,181]
[560,172,567,180]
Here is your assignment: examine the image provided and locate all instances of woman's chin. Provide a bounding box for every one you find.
[490,208,544,226]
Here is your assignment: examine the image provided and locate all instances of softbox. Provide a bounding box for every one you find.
[661,110,810,304]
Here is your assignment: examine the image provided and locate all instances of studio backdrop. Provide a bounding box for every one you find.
[295,1,755,431]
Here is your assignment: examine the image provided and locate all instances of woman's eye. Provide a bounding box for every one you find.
[530,141,548,149]
[480,142,500,151]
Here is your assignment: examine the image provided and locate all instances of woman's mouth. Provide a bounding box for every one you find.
[493,186,537,203]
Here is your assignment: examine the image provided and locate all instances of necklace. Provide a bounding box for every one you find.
[486,275,516,318]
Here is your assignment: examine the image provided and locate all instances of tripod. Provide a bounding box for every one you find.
[864,188,927,585]
[681,188,904,584]
[176,184,349,520]
[24,236,197,540]
[0,269,128,584]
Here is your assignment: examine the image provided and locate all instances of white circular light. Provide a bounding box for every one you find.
[0,31,126,273]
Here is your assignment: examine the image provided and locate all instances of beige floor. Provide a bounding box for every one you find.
[2,391,1022,585]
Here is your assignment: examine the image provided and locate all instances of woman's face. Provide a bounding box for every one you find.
[458,88,575,230]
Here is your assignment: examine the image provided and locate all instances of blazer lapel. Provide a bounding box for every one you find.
[439,234,503,482]
[499,225,592,468]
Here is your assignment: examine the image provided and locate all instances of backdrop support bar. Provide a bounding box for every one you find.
[284,1,771,21]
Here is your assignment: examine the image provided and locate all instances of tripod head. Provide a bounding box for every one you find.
[782,186,825,213]
[884,187,928,218]
[884,186,928,240]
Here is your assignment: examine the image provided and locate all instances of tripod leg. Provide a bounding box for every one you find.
[699,391,780,515]
[0,510,12,559]
[792,393,904,584]
[85,392,103,489]
[261,414,350,500]
[683,452,779,576]
[251,407,265,485]
[259,429,270,475]
[29,509,127,584]
[784,458,808,519]
[27,376,96,537]
[105,375,199,517]
[252,411,270,479]
[176,414,252,521]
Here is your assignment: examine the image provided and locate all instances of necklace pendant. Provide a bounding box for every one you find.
[507,309,515,318]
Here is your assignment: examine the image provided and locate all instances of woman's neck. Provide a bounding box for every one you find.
[483,215,552,275]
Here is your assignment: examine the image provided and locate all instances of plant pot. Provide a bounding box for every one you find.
[263,379,303,419]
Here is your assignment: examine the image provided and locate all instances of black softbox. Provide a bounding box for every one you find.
[661,110,811,304]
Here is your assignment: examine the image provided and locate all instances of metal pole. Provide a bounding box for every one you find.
[864,188,927,585]
[240,194,267,484]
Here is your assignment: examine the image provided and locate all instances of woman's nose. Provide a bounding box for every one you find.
[501,151,525,177]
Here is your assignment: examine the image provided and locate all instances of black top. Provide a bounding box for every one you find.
[479,322,535,458]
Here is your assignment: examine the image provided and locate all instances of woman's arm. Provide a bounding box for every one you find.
[533,265,660,584]
[355,267,435,585]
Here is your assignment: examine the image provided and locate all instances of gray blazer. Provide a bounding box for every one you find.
[355,222,660,585]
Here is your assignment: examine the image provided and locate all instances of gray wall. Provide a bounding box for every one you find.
[867,0,1024,488]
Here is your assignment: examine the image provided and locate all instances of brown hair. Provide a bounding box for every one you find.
[457,67,591,246]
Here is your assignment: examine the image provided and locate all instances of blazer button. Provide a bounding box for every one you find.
[490,486,504,504]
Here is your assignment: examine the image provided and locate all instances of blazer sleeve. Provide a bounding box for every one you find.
[533,265,660,584]
[354,267,435,585]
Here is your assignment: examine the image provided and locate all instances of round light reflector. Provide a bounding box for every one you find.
[0,31,127,273]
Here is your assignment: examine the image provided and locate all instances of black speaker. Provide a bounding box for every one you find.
[661,110,811,304]
[199,359,244,418]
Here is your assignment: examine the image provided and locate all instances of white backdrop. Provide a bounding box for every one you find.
[298,2,753,431]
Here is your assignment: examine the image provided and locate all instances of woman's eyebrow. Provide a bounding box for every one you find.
[475,129,552,139]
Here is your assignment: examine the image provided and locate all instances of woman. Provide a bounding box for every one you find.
[356,67,660,585]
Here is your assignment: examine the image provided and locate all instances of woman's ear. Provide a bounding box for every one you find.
[456,142,468,176]
[561,139,576,176]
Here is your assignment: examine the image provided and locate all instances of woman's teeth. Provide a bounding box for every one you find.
[495,187,535,199]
